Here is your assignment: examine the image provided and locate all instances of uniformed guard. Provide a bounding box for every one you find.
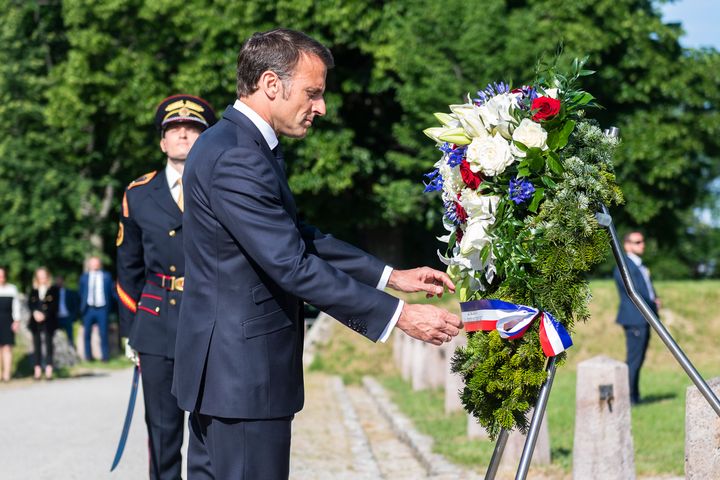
[116,94,215,479]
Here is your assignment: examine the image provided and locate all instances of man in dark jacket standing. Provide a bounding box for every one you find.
[116,94,216,479]
[79,256,115,361]
[174,28,461,479]
[614,231,660,405]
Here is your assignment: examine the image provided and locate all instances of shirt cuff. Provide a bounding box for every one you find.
[378,299,403,343]
[376,266,393,290]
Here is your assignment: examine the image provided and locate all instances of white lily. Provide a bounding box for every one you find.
[449,103,488,139]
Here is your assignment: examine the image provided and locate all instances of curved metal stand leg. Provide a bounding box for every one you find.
[515,356,558,480]
[484,428,510,480]
[597,204,720,416]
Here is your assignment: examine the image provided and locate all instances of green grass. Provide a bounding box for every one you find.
[311,279,720,476]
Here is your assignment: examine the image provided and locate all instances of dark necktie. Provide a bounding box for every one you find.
[272,144,286,175]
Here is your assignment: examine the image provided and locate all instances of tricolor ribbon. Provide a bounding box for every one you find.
[460,299,573,357]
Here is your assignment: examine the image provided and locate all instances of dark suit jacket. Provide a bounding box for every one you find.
[614,255,658,326]
[173,106,399,419]
[28,286,59,332]
[116,169,185,358]
[79,270,115,315]
[58,287,81,321]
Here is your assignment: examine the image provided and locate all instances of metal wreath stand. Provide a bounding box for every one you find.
[482,127,720,480]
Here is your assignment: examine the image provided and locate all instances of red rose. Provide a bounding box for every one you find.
[459,160,483,190]
[531,96,561,121]
[454,201,468,223]
[456,227,464,243]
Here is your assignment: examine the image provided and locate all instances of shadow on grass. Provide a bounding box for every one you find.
[639,392,677,404]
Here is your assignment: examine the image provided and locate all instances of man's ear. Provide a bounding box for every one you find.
[258,70,281,100]
[159,137,167,153]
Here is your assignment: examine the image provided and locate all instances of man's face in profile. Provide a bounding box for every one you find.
[273,53,327,139]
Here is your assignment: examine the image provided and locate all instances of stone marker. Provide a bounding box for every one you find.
[411,339,447,391]
[393,330,404,370]
[685,376,720,479]
[467,414,489,440]
[445,334,467,414]
[572,355,635,480]
[498,408,551,473]
[401,335,414,381]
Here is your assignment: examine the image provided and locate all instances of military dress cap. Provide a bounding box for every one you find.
[154,94,216,132]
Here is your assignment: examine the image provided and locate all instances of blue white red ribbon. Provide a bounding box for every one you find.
[460,299,573,357]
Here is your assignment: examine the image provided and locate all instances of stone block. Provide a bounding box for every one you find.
[392,330,404,370]
[410,340,447,391]
[572,355,635,480]
[467,414,489,440]
[685,376,720,479]
[445,334,467,414]
[498,408,551,473]
[401,335,414,381]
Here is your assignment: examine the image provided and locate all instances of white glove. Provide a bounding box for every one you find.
[124,338,140,366]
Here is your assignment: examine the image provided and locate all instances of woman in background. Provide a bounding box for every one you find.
[28,267,58,380]
[0,267,21,382]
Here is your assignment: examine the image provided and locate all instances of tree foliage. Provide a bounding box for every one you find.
[1,0,718,286]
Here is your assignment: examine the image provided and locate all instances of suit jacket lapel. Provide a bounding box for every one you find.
[150,169,183,223]
[221,106,298,222]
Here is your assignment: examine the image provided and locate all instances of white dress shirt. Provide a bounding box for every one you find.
[166,163,183,204]
[232,100,402,341]
[87,271,107,307]
[627,252,656,301]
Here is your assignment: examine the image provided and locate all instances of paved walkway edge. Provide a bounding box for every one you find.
[362,376,462,477]
[330,376,383,478]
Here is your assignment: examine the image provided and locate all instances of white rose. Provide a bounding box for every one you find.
[449,103,489,139]
[459,190,499,220]
[477,93,518,139]
[544,88,559,99]
[460,217,493,255]
[511,118,548,157]
[465,132,514,177]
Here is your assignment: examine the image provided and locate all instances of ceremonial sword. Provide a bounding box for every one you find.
[110,365,140,471]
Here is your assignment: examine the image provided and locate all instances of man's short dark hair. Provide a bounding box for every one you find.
[623,231,644,243]
[236,28,334,99]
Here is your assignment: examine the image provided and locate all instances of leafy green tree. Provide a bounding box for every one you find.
[1,0,718,286]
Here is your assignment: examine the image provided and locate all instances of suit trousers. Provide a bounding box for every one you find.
[83,307,109,361]
[31,327,54,367]
[188,412,292,480]
[139,353,185,480]
[623,324,650,403]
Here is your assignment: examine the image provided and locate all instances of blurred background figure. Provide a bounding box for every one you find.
[614,231,660,405]
[79,256,114,361]
[55,275,80,349]
[28,267,59,380]
[0,267,21,382]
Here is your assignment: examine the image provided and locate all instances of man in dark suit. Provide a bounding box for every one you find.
[55,275,80,348]
[116,94,216,480]
[614,231,660,405]
[79,256,115,361]
[173,28,462,479]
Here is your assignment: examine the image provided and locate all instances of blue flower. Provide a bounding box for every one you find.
[423,169,444,193]
[439,142,467,167]
[443,200,463,225]
[473,82,512,106]
[509,178,535,204]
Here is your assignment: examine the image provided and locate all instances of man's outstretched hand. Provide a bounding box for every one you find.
[397,303,463,346]
[388,267,456,298]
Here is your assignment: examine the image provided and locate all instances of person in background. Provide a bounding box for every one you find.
[28,267,59,380]
[55,275,80,349]
[79,256,114,361]
[614,231,660,405]
[116,94,216,479]
[0,267,21,382]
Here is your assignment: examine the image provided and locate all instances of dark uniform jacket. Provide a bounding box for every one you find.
[28,286,59,332]
[117,169,184,358]
[173,106,399,419]
[614,254,658,327]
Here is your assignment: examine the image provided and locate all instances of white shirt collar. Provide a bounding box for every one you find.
[165,162,182,190]
[233,99,278,150]
[626,252,642,267]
